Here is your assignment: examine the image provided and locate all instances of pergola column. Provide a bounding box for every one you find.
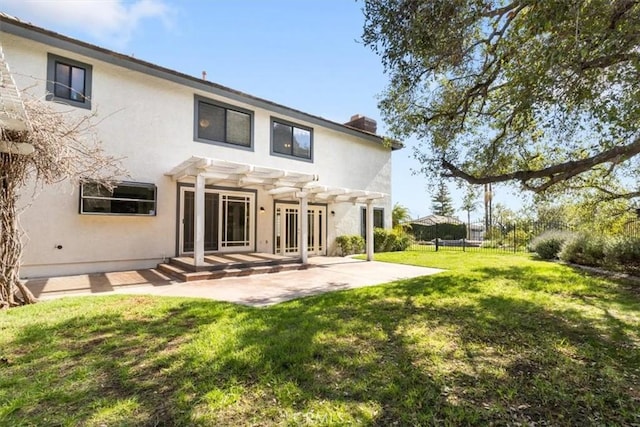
[297,192,309,264]
[366,200,374,261]
[194,173,205,267]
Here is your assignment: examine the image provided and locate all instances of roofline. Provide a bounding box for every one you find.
[0,14,403,151]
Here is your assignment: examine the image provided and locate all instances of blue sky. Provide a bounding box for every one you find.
[2,0,523,219]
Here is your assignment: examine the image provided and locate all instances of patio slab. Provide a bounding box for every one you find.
[25,257,444,307]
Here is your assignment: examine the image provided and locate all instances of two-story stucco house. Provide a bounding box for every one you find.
[0,14,401,279]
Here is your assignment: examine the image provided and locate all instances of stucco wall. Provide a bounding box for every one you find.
[1,31,393,278]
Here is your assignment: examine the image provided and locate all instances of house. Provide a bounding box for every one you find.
[0,14,401,278]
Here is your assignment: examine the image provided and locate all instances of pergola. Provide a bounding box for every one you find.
[167,156,385,266]
[0,45,33,154]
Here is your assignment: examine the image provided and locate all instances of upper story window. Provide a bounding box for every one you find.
[195,96,253,149]
[46,53,92,110]
[271,118,313,161]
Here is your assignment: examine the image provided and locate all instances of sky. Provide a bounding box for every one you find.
[2,0,525,220]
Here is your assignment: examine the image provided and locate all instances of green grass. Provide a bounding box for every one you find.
[1,252,639,426]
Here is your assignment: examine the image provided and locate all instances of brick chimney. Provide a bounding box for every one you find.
[344,114,377,134]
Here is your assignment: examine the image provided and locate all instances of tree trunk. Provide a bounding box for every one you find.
[0,155,37,308]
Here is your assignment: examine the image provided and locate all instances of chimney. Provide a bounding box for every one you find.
[344,114,377,134]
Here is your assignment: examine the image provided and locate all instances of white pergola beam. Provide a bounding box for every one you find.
[268,186,298,195]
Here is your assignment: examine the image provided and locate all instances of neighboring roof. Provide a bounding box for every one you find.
[167,156,386,203]
[411,215,463,225]
[0,13,403,151]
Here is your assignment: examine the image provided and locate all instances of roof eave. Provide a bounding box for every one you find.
[0,13,404,151]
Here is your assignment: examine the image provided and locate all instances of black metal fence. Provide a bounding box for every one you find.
[406,218,573,253]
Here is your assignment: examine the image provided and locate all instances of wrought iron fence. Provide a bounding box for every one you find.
[406,217,573,253]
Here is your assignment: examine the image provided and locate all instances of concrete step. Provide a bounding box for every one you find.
[157,262,313,282]
[168,256,300,272]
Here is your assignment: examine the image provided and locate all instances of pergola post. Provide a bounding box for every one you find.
[366,200,374,261]
[298,192,308,264]
[194,173,205,268]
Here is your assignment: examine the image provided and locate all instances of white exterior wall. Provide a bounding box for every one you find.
[1,30,393,278]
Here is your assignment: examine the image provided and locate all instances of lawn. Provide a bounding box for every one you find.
[1,252,639,426]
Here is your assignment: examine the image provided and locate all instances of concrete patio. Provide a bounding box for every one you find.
[24,257,444,307]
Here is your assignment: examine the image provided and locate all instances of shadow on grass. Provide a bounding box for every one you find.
[2,263,639,426]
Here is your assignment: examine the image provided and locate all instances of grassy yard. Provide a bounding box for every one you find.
[1,252,639,426]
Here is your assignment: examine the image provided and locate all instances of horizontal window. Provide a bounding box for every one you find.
[80,182,156,216]
[195,96,252,148]
[271,118,313,161]
[46,53,92,110]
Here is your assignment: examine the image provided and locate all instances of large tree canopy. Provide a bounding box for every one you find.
[362,0,640,201]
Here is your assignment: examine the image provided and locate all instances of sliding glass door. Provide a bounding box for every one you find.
[180,188,254,254]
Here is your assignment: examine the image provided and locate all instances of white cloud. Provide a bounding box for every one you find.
[2,0,173,48]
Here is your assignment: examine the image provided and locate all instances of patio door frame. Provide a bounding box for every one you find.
[274,202,326,256]
[178,184,256,256]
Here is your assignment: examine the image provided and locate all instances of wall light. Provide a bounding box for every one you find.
[330,210,335,216]
[260,207,266,213]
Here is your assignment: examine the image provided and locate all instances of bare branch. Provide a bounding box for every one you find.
[442,135,640,193]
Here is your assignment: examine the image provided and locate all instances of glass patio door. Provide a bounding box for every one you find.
[180,188,254,255]
[181,189,218,253]
[275,203,326,256]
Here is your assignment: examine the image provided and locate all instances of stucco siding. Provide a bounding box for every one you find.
[2,29,394,278]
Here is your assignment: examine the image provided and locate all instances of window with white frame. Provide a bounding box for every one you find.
[80,182,156,216]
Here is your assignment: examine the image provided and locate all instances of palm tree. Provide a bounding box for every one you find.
[461,185,478,239]
[392,203,412,231]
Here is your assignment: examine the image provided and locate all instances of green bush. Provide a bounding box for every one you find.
[335,235,365,256]
[605,237,640,275]
[373,228,388,252]
[393,230,413,251]
[559,233,608,267]
[480,240,499,249]
[373,228,413,252]
[529,230,574,260]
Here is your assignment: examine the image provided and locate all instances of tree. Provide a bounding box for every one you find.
[531,195,636,235]
[362,0,640,202]
[1,96,123,308]
[392,202,412,230]
[460,185,478,238]
[431,180,455,216]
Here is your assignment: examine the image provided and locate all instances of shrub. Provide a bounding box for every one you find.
[350,235,365,254]
[335,235,365,256]
[605,237,640,275]
[373,228,388,252]
[559,233,608,267]
[393,230,413,251]
[529,230,574,260]
[481,240,499,249]
[373,228,413,252]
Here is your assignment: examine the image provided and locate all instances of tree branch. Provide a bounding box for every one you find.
[441,135,640,192]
